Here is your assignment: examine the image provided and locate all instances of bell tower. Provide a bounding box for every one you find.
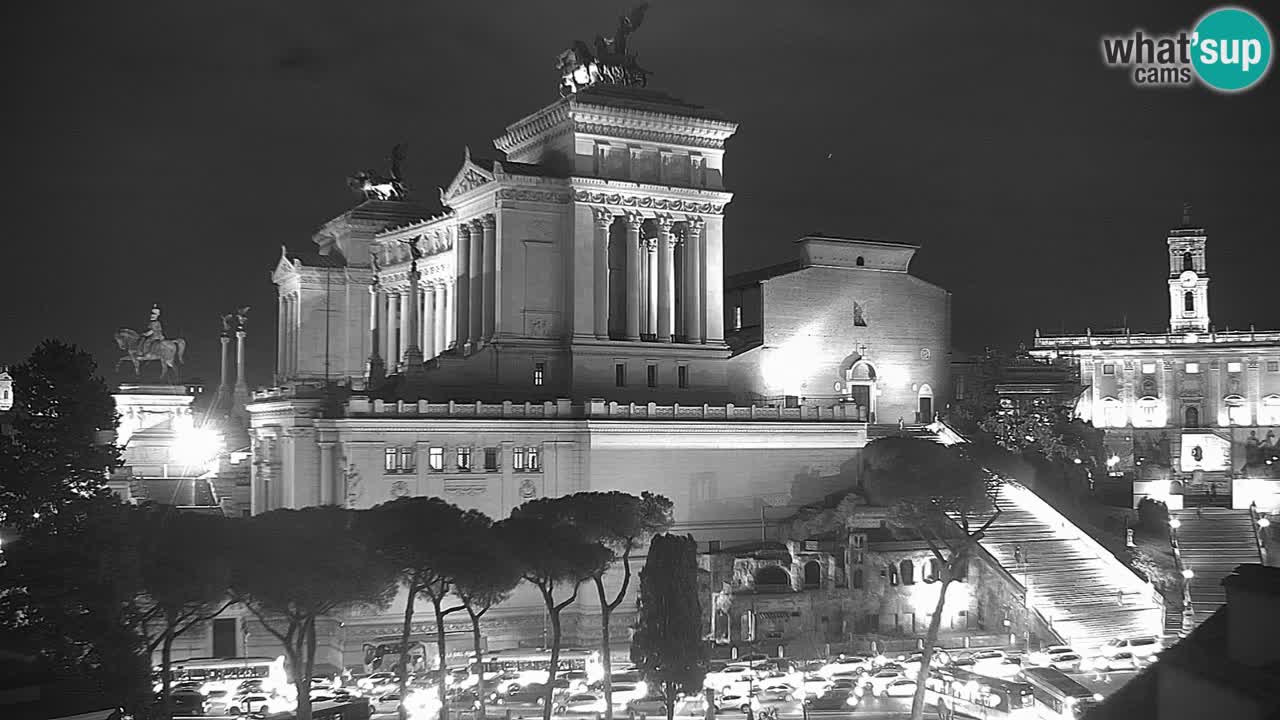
[1168,203,1210,333]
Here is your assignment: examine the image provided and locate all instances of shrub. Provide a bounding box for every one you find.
[1137,498,1170,532]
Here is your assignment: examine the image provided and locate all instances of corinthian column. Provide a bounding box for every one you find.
[624,213,642,341]
[468,219,484,348]
[646,238,658,338]
[481,214,497,341]
[684,218,705,344]
[385,291,399,365]
[455,224,471,351]
[657,216,675,343]
[367,284,385,384]
[434,283,448,354]
[423,284,437,359]
[593,208,612,339]
[403,261,423,371]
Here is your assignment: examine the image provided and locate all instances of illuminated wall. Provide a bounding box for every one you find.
[726,237,950,423]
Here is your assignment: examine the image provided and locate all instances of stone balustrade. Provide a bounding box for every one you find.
[341,396,873,422]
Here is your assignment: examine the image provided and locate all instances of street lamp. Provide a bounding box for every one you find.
[1181,568,1195,580]
[1259,517,1271,529]
[1169,518,1182,530]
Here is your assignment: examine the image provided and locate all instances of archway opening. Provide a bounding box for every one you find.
[755,565,789,589]
[803,560,821,589]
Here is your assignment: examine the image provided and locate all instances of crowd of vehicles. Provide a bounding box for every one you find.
[158,634,1160,719]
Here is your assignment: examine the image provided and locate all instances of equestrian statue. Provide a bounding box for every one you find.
[115,304,187,382]
[347,144,408,201]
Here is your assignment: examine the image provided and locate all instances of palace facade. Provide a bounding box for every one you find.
[1032,210,1280,510]
[239,80,955,671]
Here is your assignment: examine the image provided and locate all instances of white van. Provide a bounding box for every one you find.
[1099,636,1162,660]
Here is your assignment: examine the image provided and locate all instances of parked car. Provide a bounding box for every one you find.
[359,672,397,693]
[798,674,832,698]
[880,679,917,698]
[554,693,606,714]
[704,664,759,692]
[828,678,859,693]
[1099,636,1163,660]
[863,669,905,696]
[235,694,272,715]
[804,690,859,711]
[1046,653,1085,672]
[1087,651,1145,672]
[203,689,232,716]
[715,692,764,714]
[820,655,873,677]
[169,689,205,716]
[372,693,404,714]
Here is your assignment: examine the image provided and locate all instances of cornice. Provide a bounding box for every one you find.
[570,177,732,216]
[494,101,573,156]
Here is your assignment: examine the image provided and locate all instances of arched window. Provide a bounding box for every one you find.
[849,362,876,381]
[1185,405,1200,428]
[899,559,915,585]
[1225,395,1250,426]
[1136,397,1164,428]
[855,256,865,267]
[1101,397,1127,428]
[1261,396,1280,426]
[852,568,864,589]
[803,560,821,589]
[755,565,789,588]
[1185,291,1195,313]
[1183,251,1194,271]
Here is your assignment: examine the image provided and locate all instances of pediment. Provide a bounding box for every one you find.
[272,246,299,283]
[441,148,495,203]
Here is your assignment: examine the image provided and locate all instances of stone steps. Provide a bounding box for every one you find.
[1172,509,1262,625]
[965,485,1164,651]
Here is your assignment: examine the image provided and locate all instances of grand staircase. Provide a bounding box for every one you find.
[1172,508,1262,626]
[968,484,1165,652]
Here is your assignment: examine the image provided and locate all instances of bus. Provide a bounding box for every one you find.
[924,665,1038,719]
[469,649,604,692]
[1018,667,1103,719]
[163,656,288,696]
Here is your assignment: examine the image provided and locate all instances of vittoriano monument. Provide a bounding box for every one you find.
[347,143,409,201]
[557,3,651,95]
[115,304,187,382]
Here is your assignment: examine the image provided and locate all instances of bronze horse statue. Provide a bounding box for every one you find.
[114,328,186,382]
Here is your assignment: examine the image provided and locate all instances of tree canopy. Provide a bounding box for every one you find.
[231,506,397,720]
[632,534,706,720]
[0,340,119,530]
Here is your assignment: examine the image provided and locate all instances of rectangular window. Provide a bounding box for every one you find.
[456,447,472,471]
[385,447,415,473]
[678,365,689,389]
[615,363,627,387]
[647,364,657,388]
[1142,362,1156,374]
[1228,361,1243,373]
[399,447,415,472]
[385,448,397,473]
[733,306,743,331]
[1185,362,1201,374]
[513,447,526,471]
[484,448,499,472]
[527,446,541,471]
[954,375,966,400]
[428,447,444,472]
[533,362,545,387]
[1102,364,1115,376]
[1269,361,1280,372]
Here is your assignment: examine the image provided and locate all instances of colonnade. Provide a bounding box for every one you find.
[594,210,708,343]
[276,291,300,377]
[370,279,456,369]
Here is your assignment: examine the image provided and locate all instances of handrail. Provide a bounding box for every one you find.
[1169,516,1195,633]
[1249,501,1269,565]
[963,528,1064,647]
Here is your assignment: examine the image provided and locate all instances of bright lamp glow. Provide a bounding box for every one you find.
[172,425,223,467]
[1259,517,1271,528]
[1181,568,1194,579]
[1169,518,1181,529]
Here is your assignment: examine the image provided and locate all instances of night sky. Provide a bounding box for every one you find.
[2,1,1277,386]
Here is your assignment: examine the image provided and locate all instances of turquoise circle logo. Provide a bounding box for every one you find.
[1192,7,1273,92]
